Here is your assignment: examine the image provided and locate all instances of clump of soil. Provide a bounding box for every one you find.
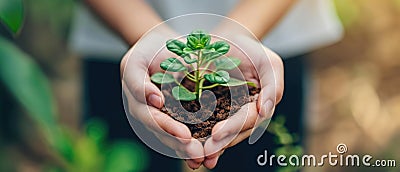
[157,78,260,140]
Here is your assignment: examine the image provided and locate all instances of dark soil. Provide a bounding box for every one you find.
[157,78,259,141]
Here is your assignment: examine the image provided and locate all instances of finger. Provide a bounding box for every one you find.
[249,48,283,144]
[123,83,192,143]
[122,50,165,108]
[182,140,205,169]
[181,139,204,161]
[257,47,284,116]
[226,129,253,148]
[203,149,225,169]
[185,159,202,170]
[155,133,204,160]
[205,128,252,158]
[211,102,258,141]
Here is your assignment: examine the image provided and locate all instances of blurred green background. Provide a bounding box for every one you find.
[1,0,399,171]
[0,0,148,171]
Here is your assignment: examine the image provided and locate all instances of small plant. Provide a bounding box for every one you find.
[151,30,256,101]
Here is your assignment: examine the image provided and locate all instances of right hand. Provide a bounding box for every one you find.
[121,31,205,169]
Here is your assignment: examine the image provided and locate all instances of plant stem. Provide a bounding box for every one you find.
[174,79,183,87]
[201,83,220,89]
[184,71,196,81]
[194,50,202,98]
[198,79,206,98]
[199,60,213,76]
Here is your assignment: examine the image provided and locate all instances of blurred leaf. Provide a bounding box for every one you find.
[104,141,148,172]
[274,145,302,158]
[277,133,294,145]
[86,118,108,144]
[333,0,360,28]
[0,37,57,134]
[52,127,75,163]
[0,0,24,35]
[43,166,64,172]
[74,135,103,171]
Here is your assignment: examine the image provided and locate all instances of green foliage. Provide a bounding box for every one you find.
[1,2,148,171]
[0,37,149,172]
[268,115,303,172]
[104,141,148,172]
[150,72,175,84]
[186,30,211,50]
[160,57,187,72]
[203,41,230,62]
[204,70,230,84]
[183,54,197,64]
[0,0,24,35]
[220,78,257,87]
[151,30,255,101]
[172,85,196,101]
[48,119,148,172]
[166,39,187,57]
[0,36,57,133]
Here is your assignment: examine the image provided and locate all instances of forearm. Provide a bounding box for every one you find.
[227,0,296,39]
[85,0,163,45]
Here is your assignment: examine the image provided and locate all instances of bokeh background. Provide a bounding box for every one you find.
[0,0,399,171]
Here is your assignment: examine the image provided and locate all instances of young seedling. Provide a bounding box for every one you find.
[151,30,256,101]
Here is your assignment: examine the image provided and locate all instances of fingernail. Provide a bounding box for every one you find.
[261,100,273,118]
[148,94,162,108]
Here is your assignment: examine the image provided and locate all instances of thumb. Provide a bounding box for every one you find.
[122,51,164,108]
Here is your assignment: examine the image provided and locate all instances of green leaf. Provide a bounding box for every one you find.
[186,30,211,50]
[220,77,257,87]
[0,36,57,132]
[104,141,148,172]
[172,85,196,101]
[182,47,193,54]
[166,39,187,56]
[74,134,103,171]
[160,58,187,72]
[86,118,108,144]
[183,55,197,64]
[203,41,230,62]
[204,70,230,84]
[214,57,241,70]
[150,72,175,84]
[0,0,24,35]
